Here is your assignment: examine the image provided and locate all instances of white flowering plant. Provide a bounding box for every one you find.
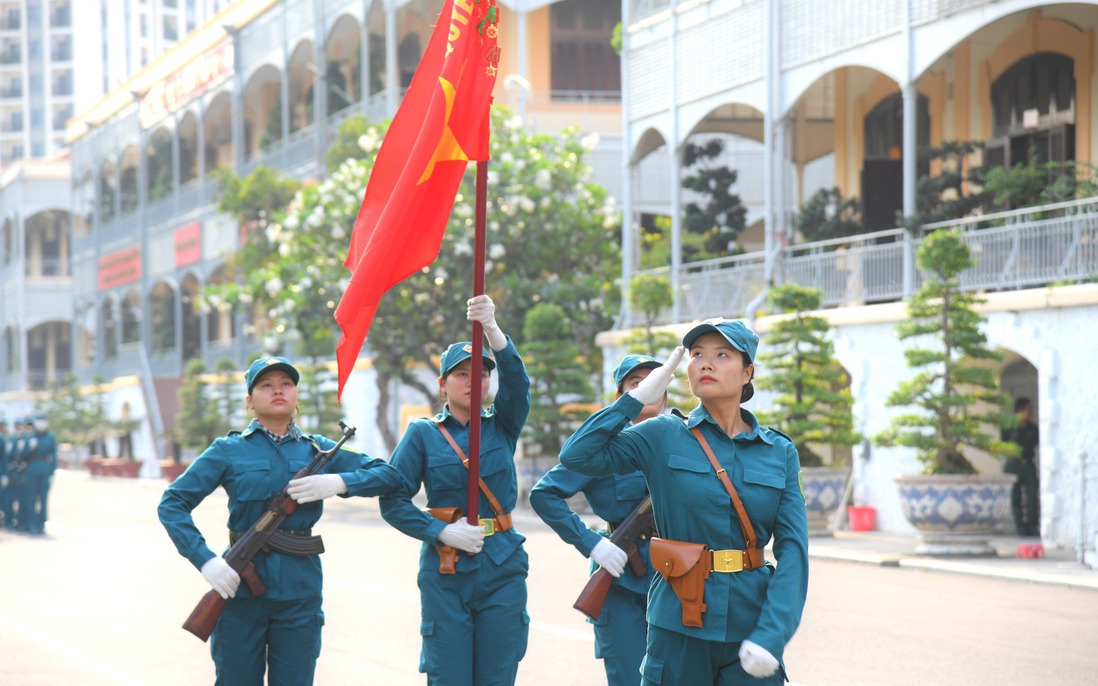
[206,109,621,450]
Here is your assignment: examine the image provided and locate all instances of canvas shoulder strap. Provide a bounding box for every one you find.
[433,421,505,518]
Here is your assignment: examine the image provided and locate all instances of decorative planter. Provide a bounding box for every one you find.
[893,473,1015,556]
[159,460,191,483]
[94,459,144,478]
[802,466,852,537]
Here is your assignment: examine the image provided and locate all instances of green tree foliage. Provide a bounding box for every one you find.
[296,361,342,434]
[874,230,1018,474]
[638,214,715,269]
[680,138,747,259]
[983,151,1098,209]
[38,375,100,450]
[213,357,240,432]
[206,110,620,451]
[521,303,593,458]
[795,187,863,243]
[900,141,988,230]
[210,165,302,229]
[755,285,861,467]
[175,359,226,451]
[628,273,672,355]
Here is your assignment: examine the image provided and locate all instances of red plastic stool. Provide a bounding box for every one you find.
[1015,544,1045,559]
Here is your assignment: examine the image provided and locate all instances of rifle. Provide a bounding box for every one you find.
[573,495,657,620]
[182,421,357,642]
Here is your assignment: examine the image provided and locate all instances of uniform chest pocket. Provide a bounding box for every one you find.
[613,472,647,501]
[230,460,272,502]
[742,467,785,522]
[426,453,466,492]
[666,453,722,508]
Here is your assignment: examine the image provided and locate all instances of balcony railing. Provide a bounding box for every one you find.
[626,198,1098,327]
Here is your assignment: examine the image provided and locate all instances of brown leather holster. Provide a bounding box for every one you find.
[649,537,711,627]
[428,507,464,574]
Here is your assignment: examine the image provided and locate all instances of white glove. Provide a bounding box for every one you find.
[739,640,779,678]
[627,347,685,405]
[437,520,485,554]
[467,294,506,351]
[201,557,240,599]
[1,476,7,488]
[590,538,628,578]
[287,474,347,503]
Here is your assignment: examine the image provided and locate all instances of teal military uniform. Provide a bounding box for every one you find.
[380,338,531,686]
[530,466,653,685]
[159,418,402,686]
[0,423,9,528]
[560,394,809,685]
[22,418,58,534]
[6,419,30,530]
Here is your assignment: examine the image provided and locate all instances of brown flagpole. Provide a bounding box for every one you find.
[466,159,488,524]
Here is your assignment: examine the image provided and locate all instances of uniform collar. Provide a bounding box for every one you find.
[241,417,303,442]
[436,404,491,427]
[682,405,774,444]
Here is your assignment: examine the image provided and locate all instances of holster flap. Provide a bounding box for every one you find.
[428,507,464,524]
[650,537,709,579]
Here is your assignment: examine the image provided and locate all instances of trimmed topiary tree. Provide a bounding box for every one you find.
[756,284,861,467]
[874,229,1018,474]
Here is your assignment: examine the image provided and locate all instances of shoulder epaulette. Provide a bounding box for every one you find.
[226,430,242,436]
[764,425,794,443]
[670,407,690,420]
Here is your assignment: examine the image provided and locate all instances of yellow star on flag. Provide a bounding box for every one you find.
[418,77,469,184]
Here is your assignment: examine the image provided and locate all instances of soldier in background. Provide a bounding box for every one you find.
[1003,397,1040,537]
[5,417,30,531]
[21,414,58,535]
[530,354,666,686]
[0,419,9,528]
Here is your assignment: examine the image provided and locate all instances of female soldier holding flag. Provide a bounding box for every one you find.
[380,294,531,686]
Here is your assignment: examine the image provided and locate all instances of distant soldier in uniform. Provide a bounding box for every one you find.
[0,419,9,528]
[159,356,402,686]
[530,354,666,686]
[1003,396,1040,537]
[21,414,58,535]
[380,295,532,686]
[6,417,30,531]
[561,319,809,685]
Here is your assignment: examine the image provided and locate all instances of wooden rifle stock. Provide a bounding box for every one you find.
[182,562,265,641]
[180,422,356,642]
[572,496,656,620]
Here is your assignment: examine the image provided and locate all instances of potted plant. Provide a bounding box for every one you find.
[874,229,1019,555]
[756,284,862,535]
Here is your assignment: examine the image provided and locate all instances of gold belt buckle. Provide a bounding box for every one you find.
[479,518,496,536]
[711,549,744,573]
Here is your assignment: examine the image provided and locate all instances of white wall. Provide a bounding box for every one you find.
[597,284,1098,558]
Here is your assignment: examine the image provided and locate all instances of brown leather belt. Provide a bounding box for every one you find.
[479,516,511,536]
[710,548,763,573]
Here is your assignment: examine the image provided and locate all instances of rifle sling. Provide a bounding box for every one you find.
[689,427,763,570]
[433,421,508,522]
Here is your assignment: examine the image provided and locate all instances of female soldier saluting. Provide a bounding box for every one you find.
[559,318,809,685]
[529,354,666,686]
[159,356,402,685]
[380,294,531,686]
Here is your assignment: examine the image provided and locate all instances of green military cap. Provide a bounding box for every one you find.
[612,354,663,392]
[245,356,300,393]
[682,317,760,362]
[439,341,496,376]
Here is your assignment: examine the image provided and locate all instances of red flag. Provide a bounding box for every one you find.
[335,0,501,398]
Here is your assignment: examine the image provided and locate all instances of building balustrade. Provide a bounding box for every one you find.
[628,198,1098,328]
